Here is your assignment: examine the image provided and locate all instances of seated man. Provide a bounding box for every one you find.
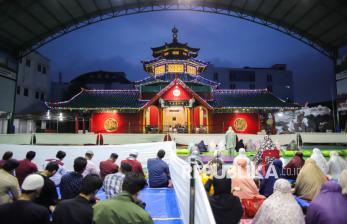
[0,174,49,224]
[147,150,172,188]
[52,174,103,224]
[99,153,119,180]
[60,157,87,200]
[93,173,153,224]
[104,163,133,199]
[121,150,144,176]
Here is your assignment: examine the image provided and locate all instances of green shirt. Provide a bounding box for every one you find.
[93,192,154,224]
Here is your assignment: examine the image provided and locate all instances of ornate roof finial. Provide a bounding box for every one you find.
[172,26,178,42]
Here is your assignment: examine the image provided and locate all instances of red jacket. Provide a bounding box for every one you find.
[121,159,144,176]
[15,159,38,186]
[99,160,119,179]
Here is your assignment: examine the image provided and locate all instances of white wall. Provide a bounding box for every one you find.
[16,51,50,114]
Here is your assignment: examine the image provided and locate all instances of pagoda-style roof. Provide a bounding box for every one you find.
[45,85,300,112]
[46,89,146,111]
[210,89,300,110]
[135,73,220,88]
[151,27,199,60]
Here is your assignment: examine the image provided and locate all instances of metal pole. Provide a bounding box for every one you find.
[56,119,59,133]
[189,159,195,224]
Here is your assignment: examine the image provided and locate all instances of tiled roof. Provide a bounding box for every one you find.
[46,89,146,110]
[210,89,300,109]
[135,74,219,87]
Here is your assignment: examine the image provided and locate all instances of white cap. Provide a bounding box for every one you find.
[22,174,44,191]
[86,150,94,155]
[130,149,139,158]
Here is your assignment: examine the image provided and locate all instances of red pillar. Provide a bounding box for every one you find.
[75,113,79,133]
[82,117,86,134]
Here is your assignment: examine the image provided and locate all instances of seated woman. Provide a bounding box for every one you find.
[207,170,243,224]
[310,148,328,175]
[197,140,208,153]
[253,135,280,175]
[295,158,327,201]
[233,148,251,174]
[339,169,347,195]
[253,179,305,224]
[328,151,347,180]
[283,152,305,180]
[259,159,284,197]
[232,158,263,200]
[305,181,347,224]
[203,159,223,196]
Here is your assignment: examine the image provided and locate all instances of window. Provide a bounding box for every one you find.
[43,66,47,74]
[25,59,31,67]
[267,74,272,82]
[16,86,20,95]
[267,85,273,92]
[37,64,42,72]
[250,73,255,82]
[40,93,44,101]
[24,88,29,96]
[35,91,39,99]
[230,84,236,89]
[229,71,236,81]
[250,84,255,89]
[213,72,219,81]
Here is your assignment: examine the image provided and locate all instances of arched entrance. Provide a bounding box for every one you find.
[143,105,159,133]
[193,106,209,133]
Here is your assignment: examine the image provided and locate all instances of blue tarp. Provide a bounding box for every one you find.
[57,187,183,224]
[295,197,310,207]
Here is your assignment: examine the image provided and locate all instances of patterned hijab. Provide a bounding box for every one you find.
[253,179,305,224]
[259,135,276,152]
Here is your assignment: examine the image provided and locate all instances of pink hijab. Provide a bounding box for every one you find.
[232,158,263,199]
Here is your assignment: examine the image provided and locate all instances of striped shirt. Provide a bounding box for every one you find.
[103,172,125,199]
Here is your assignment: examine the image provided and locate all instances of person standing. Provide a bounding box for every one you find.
[121,150,144,176]
[93,172,153,224]
[43,151,67,186]
[35,162,59,211]
[15,151,38,186]
[82,151,99,177]
[52,174,103,224]
[99,153,119,180]
[225,127,236,156]
[0,174,49,224]
[60,157,87,200]
[147,150,172,188]
[104,162,132,199]
[0,159,21,205]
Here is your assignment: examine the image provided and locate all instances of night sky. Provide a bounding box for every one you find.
[38,11,337,104]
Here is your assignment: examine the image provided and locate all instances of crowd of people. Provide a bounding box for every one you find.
[0,133,347,224]
[197,135,347,224]
[0,148,172,224]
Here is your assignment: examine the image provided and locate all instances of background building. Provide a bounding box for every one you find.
[336,54,347,131]
[0,51,17,133]
[14,51,50,133]
[201,64,293,102]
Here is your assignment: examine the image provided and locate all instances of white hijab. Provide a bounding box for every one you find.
[310,148,328,175]
[253,179,305,224]
[328,151,347,179]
